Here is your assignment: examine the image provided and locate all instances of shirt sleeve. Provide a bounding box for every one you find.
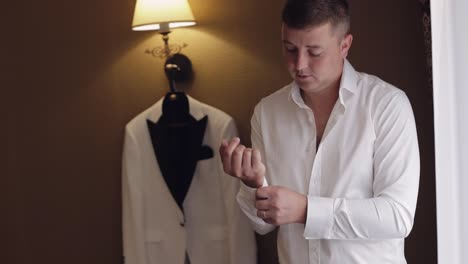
[219,118,257,264]
[236,102,277,235]
[122,127,147,264]
[304,91,420,240]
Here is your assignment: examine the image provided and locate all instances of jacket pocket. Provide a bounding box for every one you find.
[145,229,165,264]
[187,226,227,263]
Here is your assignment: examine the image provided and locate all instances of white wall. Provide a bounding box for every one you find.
[432,0,468,263]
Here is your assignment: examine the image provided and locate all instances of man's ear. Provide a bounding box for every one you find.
[340,34,353,58]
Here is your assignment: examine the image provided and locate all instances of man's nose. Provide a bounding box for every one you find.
[295,52,308,71]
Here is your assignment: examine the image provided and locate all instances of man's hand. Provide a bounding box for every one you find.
[255,186,307,225]
[219,137,266,188]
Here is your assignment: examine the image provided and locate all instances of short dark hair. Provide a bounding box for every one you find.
[282,0,350,34]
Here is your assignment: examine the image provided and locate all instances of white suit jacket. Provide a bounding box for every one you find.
[122,95,256,264]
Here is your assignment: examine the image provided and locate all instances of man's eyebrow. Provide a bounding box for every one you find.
[282,40,321,49]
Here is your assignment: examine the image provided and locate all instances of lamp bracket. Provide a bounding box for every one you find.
[145,31,189,59]
[145,43,189,59]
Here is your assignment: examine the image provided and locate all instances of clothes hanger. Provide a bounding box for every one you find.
[159,63,193,126]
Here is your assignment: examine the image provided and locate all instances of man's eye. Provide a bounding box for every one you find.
[309,51,321,57]
[285,47,297,52]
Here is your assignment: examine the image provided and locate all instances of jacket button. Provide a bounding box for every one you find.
[180,222,185,227]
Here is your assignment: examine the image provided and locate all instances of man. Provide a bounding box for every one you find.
[219,0,420,263]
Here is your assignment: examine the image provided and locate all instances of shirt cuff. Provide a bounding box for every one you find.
[304,196,335,239]
[238,178,268,200]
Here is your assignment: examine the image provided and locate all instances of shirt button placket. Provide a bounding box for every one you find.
[315,152,322,195]
[309,241,319,264]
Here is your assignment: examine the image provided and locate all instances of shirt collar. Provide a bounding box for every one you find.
[339,59,359,106]
[289,59,359,109]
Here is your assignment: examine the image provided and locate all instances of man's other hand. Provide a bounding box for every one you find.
[219,137,265,188]
[255,186,307,225]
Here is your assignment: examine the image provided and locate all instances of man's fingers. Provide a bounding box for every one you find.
[242,148,253,173]
[227,137,241,152]
[220,139,229,152]
[257,209,269,219]
[252,149,266,176]
[219,137,240,157]
[255,199,269,210]
[252,149,263,165]
[219,140,228,161]
[231,145,246,176]
[220,137,241,173]
[256,186,269,200]
[219,139,263,182]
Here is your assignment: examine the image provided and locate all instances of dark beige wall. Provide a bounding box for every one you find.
[4,0,436,263]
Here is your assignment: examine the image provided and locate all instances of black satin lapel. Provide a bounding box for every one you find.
[146,114,213,211]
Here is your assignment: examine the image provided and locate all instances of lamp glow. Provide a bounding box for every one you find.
[132,0,196,32]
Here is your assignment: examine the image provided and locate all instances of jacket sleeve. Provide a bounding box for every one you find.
[236,102,277,235]
[303,91,420,240]
[122,126,147,264]
[219,118,257,264]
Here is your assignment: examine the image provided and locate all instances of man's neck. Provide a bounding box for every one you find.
[301,78,341,115]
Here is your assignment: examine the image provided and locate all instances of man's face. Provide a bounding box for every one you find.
[281,22,352,95]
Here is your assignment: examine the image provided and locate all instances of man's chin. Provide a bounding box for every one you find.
[297,81,328,94]
[295,79,316,89]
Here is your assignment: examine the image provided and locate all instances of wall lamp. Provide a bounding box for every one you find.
[132,0,196,91]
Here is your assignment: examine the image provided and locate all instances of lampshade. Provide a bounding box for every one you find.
[132,0,196,32]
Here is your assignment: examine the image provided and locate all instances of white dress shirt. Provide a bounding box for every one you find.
[237,60,420,264]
